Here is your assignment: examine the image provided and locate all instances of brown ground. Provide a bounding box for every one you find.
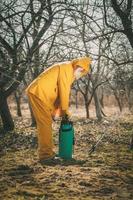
[0,105,133,200]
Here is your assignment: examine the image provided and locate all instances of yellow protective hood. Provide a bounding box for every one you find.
[72,56,92,73]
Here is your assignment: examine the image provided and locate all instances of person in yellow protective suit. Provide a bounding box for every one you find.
[26,57,92,161]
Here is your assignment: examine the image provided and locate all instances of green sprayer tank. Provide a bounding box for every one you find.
[59,119,74,159]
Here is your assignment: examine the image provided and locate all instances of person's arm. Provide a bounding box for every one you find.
[58,65,72,117]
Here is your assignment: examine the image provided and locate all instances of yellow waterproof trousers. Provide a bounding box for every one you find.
[28,93,55,160]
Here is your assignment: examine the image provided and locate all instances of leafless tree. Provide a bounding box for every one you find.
[47,1,114,120]
[0,0,76,131]
[103,0,133,48]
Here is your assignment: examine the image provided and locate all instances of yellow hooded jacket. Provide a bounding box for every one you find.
[26,57,91,115]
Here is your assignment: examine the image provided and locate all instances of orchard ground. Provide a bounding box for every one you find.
[0,102,133,200]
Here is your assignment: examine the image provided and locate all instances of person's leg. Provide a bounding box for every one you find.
[27,93,55,160]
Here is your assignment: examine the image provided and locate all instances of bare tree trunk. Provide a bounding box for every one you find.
[0,92,14,131]
[85,103,89,118]
[100,88,104,108]
[75,90,78,109]
[129,134,133,150]
[14,92,22,117]
[126,89,133,112]
[94,90,103,121]
[113,91,122,112]
[83,95,90,118]
[28,102,36,127]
